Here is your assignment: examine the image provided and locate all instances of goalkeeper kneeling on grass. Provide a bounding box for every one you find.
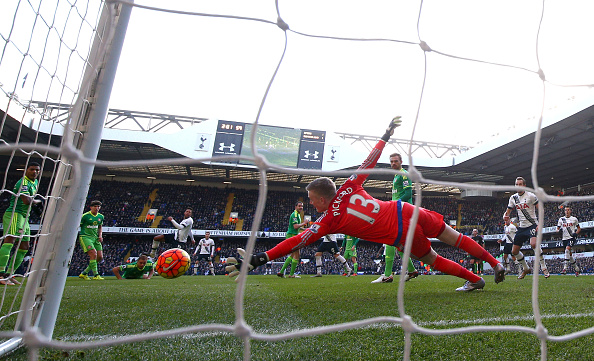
[227,117,505,292]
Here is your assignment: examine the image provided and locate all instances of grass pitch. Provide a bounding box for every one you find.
[2,274,594,360]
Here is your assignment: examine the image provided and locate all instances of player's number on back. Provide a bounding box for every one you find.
[346,194,380,224]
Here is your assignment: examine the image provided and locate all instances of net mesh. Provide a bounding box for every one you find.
[1,0,594,360]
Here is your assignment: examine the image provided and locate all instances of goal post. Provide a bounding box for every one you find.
[0,0,133,357]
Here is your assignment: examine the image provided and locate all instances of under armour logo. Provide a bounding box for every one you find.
[304,150,319,159]
[219,143,235,152]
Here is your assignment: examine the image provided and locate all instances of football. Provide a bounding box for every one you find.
[155,248,191,279]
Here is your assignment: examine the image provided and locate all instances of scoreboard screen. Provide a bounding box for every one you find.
[212,120,245,163]
[240,124,301,168]
[214,120,326,169]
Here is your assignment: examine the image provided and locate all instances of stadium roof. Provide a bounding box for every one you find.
[2,102,593,195]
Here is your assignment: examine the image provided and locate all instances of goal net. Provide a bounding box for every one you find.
[1,0,594,360]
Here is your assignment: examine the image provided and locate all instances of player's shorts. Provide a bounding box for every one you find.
[317,240,340,255]
[79,236,103,252]
[344,249,357,259]
[2,212,31,243]
[196,254,212,262]
[503,242,513,254]
[162,232,188,247]
[397,203,446,259]
[562,238,575,248]
[514,225,537,246]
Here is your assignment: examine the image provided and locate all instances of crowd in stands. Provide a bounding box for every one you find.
[2,177,593,236]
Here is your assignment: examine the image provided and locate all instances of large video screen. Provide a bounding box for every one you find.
[240,124,301,168]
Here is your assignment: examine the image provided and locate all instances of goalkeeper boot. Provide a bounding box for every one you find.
[404,271,419,282]
[493,263,505,284]
[79,273,91,281]
[455,278,485,292]
[92,275,105,280]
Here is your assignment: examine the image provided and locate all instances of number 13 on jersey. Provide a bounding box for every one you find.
[346,194,380,224]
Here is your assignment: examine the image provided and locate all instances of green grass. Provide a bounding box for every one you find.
[2,274,594,360]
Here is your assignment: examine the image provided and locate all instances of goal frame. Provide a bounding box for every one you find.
[0,1,133,357]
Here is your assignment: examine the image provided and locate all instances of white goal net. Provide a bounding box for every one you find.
[1,0,594,360]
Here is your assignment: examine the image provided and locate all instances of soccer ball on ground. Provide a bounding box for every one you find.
[155,248,191,279]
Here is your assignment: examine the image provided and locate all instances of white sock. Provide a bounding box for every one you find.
[150,240,160,257]
[335,255,351,271]
[315,256,322,274]
[538,253,547,271]
[516,251,529,270]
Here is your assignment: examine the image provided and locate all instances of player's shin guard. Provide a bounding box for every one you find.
[353,262,358,273]
[384,245,395,277]
[432,255,481,283]
[8,249,27,274]
[290,258,298,275]
[456,234,499,268]
[280,257,292,273]
[0,243,14,272]
[90,260,98,276]
[538,253,547,271]
[150,240,160,258]
[398,250,416,273]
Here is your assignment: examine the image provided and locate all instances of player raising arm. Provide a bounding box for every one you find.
[502,177,550,279]
[150,208,194,259]
[227,117,505,291]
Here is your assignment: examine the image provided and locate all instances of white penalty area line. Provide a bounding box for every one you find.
[413,311,594,327]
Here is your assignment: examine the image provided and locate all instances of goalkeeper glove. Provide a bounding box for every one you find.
[381,116,402,142]
[225,248,269,278]
[30,196,45,217]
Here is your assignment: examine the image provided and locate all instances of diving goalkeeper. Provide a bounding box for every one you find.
[226,117,505,291]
